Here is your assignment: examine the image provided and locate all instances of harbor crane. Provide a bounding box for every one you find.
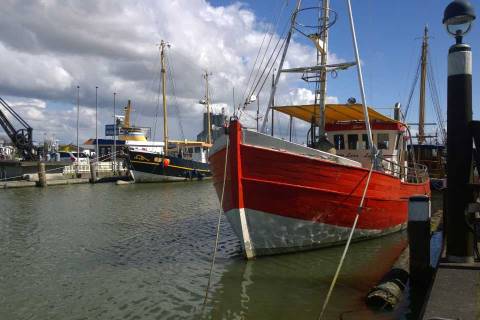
[0,97,37,160]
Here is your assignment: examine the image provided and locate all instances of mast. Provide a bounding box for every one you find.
[271,71,275,136]
[160,40,169,156]
[124,100,132,129]
[316,0,329,138]
[346,0,374,156]
[203,71,212,145]
[418,26,428,145]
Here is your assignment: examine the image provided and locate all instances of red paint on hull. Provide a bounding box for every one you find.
[209,121,430,233]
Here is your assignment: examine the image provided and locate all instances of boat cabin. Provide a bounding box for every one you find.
[326,121,406,169]
[273,103,408,172]
[168,140,212,164]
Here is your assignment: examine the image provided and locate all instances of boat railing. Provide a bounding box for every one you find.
[377,156,429,184]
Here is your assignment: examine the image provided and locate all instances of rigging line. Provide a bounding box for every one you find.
[427,71,446,143]
[260,0,303,133]
[403,57,421,120]
[241,32,288,116]
[136,55,161,127]
[427,53,446,134]
[399,39,421,104]
[244,4,289,105]
[165,51,186,140]
[202,135,229,308]
[241,0,287,106]
[426,66,442,124]
[255,37,288,98]
[245,20,290,106]
[318,160,376,320]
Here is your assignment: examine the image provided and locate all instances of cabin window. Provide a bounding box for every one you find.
[361,134,370,149]
[195,147,201,153]
[334,135,345,150]
[432,148,437,157]
[377,133,389,150]
[347,134,358,150]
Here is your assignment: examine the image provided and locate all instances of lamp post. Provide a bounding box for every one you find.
[443,0,476,263]
[95,86,99,166]
[76,85,80,176]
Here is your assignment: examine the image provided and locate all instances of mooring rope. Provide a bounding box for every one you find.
[202,135,230,307]
[318,161,375,320]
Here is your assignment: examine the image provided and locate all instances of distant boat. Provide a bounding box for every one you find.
[126,40,211,182]
[208,1,430,258]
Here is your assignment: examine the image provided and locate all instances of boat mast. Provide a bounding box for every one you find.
[316,0,329,140]
[160,40,169,156]
[346,0,374,156]
[203,71,212,145]
[124,100,131,129]
[418,26,428,145]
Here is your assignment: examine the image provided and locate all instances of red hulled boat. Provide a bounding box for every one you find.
[209,113,430,258]
[209,1,430,258]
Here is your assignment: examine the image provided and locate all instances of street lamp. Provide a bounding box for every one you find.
[443,0,476,263]
[443,0,476,44]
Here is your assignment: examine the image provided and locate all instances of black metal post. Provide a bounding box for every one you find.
[446,41,474,262]
[408,195,431,281]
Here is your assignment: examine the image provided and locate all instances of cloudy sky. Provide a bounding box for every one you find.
[0,0,478,145]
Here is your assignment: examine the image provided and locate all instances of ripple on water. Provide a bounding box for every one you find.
[0,182,406,320]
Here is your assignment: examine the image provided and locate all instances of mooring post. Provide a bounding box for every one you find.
[89,161,97,183]
[37,161,47,187]
[408,195,431,283]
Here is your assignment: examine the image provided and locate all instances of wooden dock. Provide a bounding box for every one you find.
[422,260,480,319]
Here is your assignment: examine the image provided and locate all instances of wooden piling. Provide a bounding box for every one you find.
[37,161,46,187]
[89,162,97,183]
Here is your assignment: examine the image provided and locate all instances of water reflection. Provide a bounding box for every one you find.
[206,232,408,320]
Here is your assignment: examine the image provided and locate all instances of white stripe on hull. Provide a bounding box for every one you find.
[131,170,186,183]
[225,208,405,257]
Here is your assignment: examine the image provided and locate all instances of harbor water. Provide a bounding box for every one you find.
[1,182,412,319]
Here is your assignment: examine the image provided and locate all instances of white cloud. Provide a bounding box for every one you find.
[0,0,346,144]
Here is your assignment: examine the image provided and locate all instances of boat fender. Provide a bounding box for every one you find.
[365,246,409,310]
[163,158,170,167]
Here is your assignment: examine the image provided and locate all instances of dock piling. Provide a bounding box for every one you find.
[37,161,47,187]
[89,162,97,183]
